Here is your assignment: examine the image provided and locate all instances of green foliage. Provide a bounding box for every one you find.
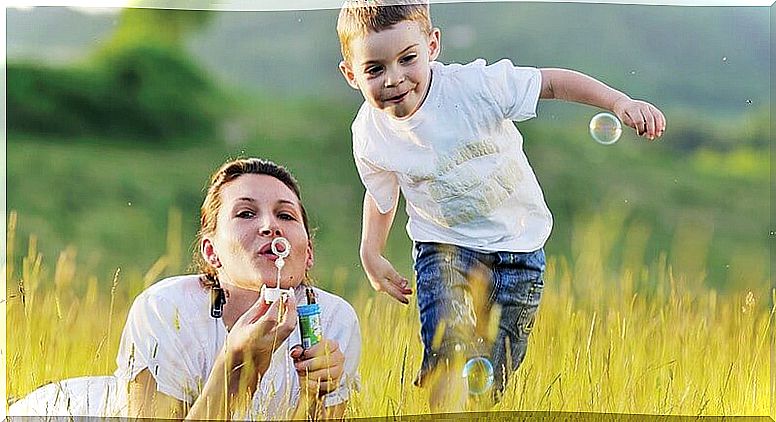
[104,8,213,50]
[7,63,109,136]
[92,43,223,139]
[8,43,223,140]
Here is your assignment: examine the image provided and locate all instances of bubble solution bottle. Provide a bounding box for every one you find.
[298,288,322,349]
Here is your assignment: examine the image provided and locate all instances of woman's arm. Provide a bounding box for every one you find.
[128,369,186,419]
[127,292,298,420]
[128,352,256,420]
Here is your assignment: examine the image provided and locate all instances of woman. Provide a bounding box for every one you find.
[10,158,361,420]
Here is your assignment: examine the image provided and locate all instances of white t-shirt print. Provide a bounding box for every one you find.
[352,59,553,252]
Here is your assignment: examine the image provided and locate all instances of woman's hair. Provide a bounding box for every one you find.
[194,157,311,287]
[336,0,432,62]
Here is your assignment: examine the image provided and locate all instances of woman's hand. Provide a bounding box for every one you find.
[226,290,298,376]
[188,291,298,419]
[290,339,345,397]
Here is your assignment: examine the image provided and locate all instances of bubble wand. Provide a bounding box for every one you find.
[262,237,294,303]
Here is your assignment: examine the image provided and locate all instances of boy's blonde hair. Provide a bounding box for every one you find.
[336,0,432,62]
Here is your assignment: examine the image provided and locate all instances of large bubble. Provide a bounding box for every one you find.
[462,356,494,395]
[589,112,622,145]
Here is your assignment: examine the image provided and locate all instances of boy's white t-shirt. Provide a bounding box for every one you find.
[352,59,553,252]
[113,275,361,420]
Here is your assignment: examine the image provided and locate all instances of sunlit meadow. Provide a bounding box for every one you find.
[6,209,772,418]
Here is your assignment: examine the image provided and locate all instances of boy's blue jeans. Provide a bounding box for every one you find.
[412,241,545,399]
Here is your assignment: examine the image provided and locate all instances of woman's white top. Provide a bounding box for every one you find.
[9,275,361,420]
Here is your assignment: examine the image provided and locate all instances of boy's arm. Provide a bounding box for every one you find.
[539,68,666,140]
[359,190,412,304]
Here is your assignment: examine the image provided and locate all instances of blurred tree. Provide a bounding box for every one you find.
[7,2,227,140]
[102,2,213,50]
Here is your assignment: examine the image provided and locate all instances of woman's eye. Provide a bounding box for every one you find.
[278,212,297,221]
[236,210,255,218]
[400,54,417,64]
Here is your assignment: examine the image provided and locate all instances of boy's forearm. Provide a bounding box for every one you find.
[359,191,397,260]
[539,68,630,111]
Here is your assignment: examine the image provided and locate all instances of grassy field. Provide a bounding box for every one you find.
[6,85,771,419]
[6,210,772,417]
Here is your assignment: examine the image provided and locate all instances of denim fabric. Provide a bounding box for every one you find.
[412,242,545,398]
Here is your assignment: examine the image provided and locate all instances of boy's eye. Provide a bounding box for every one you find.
[365,66,383,76]
[400,54,417,64]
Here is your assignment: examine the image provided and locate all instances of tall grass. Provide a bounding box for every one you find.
[6,211,772,417]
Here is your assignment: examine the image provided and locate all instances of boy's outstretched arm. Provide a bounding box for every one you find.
[539,68,666,140]
[360,190,413,304]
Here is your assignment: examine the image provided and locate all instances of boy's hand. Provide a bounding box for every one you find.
[612,98,666,141]
[362,255,412,304]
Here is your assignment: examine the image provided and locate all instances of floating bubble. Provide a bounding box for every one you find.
[722,56,727,63]
[462,356,494,396]
[589,112,622,145]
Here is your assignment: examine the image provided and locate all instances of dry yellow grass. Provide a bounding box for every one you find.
[5,210,772,418]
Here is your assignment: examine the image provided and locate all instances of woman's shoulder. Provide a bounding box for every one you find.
[132,274,209,313]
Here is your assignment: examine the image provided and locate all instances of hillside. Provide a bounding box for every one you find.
[7,3,769,115]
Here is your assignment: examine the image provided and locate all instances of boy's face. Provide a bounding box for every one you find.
[340,21,441,119]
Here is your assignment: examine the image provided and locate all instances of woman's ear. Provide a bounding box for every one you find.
[428,27,441,61]
[305,240,315,270]
[201,238,221,268]
[339,60,360,90]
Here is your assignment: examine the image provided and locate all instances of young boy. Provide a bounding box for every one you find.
[336,0,665,410]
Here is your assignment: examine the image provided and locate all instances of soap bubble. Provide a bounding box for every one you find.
[462,356,494,395]
[589,112,622,145]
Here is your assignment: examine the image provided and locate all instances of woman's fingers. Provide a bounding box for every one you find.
[258,294,297,334]
[289,344,304,361]
[299,377,341,395]
[294,341,345,395]
[294,341,344,373]
[276,294,298,337]
[233,290,272,327]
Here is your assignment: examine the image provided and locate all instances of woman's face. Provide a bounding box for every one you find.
[203,173,312,291]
